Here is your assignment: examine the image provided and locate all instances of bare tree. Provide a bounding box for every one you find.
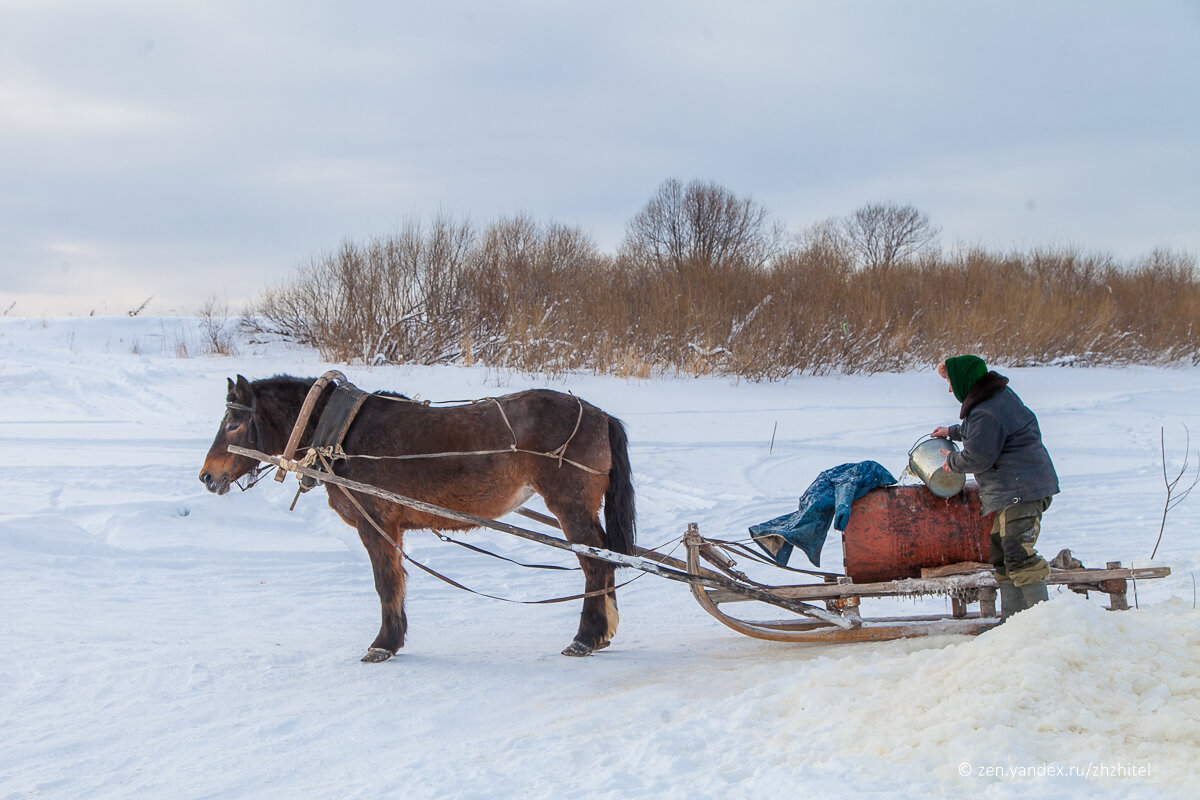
[841,202,940,271]
[622,178,781,275]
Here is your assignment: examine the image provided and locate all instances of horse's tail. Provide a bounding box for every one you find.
[603,416,637,555]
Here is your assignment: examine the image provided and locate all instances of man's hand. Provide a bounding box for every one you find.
[930,426,951,439]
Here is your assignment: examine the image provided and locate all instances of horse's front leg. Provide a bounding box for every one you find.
[355,519,408,663]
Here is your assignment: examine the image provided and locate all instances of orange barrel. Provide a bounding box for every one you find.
[840,483,993,583]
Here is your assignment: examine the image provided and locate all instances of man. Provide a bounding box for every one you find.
[931,355,1059,621]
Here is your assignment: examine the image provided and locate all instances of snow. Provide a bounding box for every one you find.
[1,316,1198,800]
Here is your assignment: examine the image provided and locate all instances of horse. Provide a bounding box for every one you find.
[199,375,636,662]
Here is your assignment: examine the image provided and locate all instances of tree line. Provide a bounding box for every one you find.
[245,178,1200,378]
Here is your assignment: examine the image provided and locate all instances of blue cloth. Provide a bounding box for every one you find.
[750,461,896,567]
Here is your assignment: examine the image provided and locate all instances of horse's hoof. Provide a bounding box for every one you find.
[561,640,609,657]
[561,641,593,657]
[361,647,395,663]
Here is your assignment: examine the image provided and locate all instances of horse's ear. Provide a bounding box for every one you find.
[231,375,251,402]
[226,377,235,396]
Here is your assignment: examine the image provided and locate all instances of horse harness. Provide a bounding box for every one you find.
[297,381,370,490]
[228,373,631,605]
[278,377,607,493]
[267,373,636,606]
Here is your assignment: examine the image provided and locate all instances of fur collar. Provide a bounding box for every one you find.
[960,371,1009,419]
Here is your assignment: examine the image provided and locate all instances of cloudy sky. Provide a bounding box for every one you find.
[3,1,1198,316]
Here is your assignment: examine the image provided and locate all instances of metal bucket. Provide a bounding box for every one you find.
[908,436,966,498]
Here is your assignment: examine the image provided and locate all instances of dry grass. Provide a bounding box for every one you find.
[246,216,1200,379]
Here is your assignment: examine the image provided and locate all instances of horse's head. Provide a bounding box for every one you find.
[199,375,264,495]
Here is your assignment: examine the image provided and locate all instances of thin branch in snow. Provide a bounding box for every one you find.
[1151,425,1200,560]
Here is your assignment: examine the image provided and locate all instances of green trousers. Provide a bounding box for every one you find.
[990,497,1052,587]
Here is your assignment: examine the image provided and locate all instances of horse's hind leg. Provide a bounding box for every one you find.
[355,520,408,663]
[553,509,618,657]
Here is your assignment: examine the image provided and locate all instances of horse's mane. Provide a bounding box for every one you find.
[254,375,409,401]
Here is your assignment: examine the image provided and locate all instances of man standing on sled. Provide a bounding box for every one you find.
[931,355,1060,621]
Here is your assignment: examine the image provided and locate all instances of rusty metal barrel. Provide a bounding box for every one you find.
[840,483,994,583]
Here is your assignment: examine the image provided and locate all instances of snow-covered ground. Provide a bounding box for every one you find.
[2,316,1197,800]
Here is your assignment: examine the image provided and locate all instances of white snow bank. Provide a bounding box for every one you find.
[1,317,1198,800]
[781,595,1200,793]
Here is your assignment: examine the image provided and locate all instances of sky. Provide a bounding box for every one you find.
[2,1,1198,317]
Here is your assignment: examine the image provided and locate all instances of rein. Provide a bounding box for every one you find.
[314,449,641,605]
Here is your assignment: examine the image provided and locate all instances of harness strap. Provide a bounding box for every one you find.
[491,397,519,451]
[548,395,586,467]
[333,448,607,475]
[714,540,843,579]
[433,532,578,571]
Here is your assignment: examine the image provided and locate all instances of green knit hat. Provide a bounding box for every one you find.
[944,355,988,403]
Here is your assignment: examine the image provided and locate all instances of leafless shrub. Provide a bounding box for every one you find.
[247,215,475,364]
[841,202,940,272]
[198,294,238,356]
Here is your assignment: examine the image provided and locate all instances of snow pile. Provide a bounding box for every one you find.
[780,595,1200,791]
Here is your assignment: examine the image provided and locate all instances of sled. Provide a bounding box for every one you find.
[682,482,1173,643]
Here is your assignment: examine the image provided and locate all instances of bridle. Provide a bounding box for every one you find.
[224,396,274,490]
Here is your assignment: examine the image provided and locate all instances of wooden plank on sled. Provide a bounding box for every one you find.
[1046,566,1171,583]
[703,564,1172,605]
[703,571,998,605]
[228,445,857,630]
[922,562,993,578]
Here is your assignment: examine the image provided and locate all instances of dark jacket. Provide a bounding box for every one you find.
[945,371,1059,515]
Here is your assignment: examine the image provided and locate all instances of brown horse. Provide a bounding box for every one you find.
[199,375,636,662]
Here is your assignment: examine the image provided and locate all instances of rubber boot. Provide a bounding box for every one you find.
[1020,582,1048,609]
[999,584,1023,622]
